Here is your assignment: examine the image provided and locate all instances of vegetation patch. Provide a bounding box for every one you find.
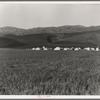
[0,49,100,95]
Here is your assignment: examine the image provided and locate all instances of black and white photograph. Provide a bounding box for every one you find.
[0,1,100,96]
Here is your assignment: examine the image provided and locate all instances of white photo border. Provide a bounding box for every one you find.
[0,1,100,99]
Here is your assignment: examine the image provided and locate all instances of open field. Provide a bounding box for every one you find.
[0,48,100,95]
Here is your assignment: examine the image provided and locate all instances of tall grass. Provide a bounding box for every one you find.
[0,48,100,95]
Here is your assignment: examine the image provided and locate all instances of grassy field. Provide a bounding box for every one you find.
[0,48,100,95]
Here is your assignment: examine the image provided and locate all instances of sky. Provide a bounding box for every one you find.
[0,3,100,29]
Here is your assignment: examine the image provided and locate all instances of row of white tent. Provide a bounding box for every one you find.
[27,46,100,51]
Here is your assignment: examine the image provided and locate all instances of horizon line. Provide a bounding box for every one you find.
[0,24,100,29]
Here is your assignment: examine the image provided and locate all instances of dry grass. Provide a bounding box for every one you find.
[0,48,100,95]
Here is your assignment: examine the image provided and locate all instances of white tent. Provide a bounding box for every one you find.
[74,48,79,51]
[54,47,61,50]
[84,47,90,51]
[42,46,48,50]
[91,48,95,51]
[96,47,99,51]
[63,48,68,50]
[36,47,41,50]
[32,48,36,50]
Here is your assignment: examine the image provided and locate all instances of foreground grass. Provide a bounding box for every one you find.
[0,48,100,95]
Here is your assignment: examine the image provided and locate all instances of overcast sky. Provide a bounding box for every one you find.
[0,3,100,29]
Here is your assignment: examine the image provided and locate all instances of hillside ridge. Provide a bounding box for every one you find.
[0,25,100,48]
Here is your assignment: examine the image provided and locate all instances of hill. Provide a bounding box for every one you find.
[0,25,100,48]
[1,25,100,36]
[21,25,100,35]
[0,26,26,36]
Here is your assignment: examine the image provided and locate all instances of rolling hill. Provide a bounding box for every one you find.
[0,26,26,36]
[0,25,100,48]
